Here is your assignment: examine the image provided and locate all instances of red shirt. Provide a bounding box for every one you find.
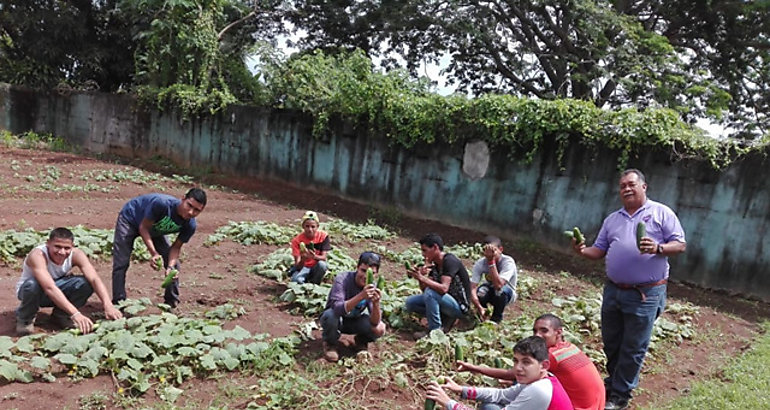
[290,231,330,268]
[548,341,606,410]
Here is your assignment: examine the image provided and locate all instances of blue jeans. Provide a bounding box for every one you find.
[112,212,179,306]
[476,283,515,322]
[320,308,380,345]
[601,282,666,400]
[16,276,93,324]
[404,288,463,331]
[289,261,328,285]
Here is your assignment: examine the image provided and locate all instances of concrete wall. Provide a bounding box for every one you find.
[2,85,769,300]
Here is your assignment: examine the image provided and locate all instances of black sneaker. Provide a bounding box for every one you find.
[605,396,629,410]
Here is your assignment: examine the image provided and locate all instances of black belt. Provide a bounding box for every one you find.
[609,278,667,301]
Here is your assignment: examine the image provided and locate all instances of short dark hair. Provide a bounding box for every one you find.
[513,336,549,362]
[49,227,74,242]
[535,313,563,330]
[483,235,502,248]
[185,187,207,206]
[621,168,646,184]
[357,251,381,268]
[419,233,444,250]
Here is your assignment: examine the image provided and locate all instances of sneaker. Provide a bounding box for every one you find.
[605,396,629,410]
[16,320,35,336]
[323,342,339,362]
[51,309,74,329]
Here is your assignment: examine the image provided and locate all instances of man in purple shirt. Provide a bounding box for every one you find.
[320,252,386,362]
[573,169,686,410]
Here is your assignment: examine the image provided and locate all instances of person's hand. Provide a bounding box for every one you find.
[571,238,586,255]
[370,287,382,304]
[483,243,498,261]
[426,381,452,407]
[456,360,476,374]
[104,304,123,320]
[474,304,487,322]
[440,376,462,394]
[72,312,94,334]
[406,265,417,279]
[639,237,657,254]
[150,254,163,270]
[359,284,378,301]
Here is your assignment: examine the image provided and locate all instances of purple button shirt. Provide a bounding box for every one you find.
[594,199,686,285]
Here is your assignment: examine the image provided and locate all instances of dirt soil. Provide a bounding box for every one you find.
[0,146,769,409]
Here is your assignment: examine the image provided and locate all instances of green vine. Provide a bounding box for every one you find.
[264,49,763,170]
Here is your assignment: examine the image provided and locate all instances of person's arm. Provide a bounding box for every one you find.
[138,218,163,268]
[426,380,469,410]
[470,283,485,320]
[369,288,383,326]
[457,360,515,380]
[483,245,506,290]
[573,241,606,260]
[416,272,451,294]
[167,237,184,270]
[313,249,328,262]
[343,285,378,314]
[313,235,331,262]
[26,250,94,332]
[72,249,122,321]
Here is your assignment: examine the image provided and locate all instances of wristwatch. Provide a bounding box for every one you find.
[656,244,664,254]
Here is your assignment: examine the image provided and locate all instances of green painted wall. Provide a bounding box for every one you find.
[2,85,769,300]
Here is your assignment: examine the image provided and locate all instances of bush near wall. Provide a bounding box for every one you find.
[249,50,767,171]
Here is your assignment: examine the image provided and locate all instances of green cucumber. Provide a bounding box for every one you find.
[572,227,584,244]
[455,344,464,362]
[404,261,412,270]
[424,398,436,410]
[636,222,646,249]
[161,269,178,289]
[436,376,446,384]
[494,357,503,368]
[155,257,163,270]
[299,242,307,252]
[376,275,386,290]
[563,230,574,238]
[69,322,100,335]
[366,268,374,285]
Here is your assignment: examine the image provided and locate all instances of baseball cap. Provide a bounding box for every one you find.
[302,210,319,224]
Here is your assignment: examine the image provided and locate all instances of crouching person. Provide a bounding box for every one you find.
[320,252,386,362]
[15,227,122,335]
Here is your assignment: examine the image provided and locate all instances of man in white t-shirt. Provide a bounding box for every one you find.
[470,235,518,323]
[15,227,122,335]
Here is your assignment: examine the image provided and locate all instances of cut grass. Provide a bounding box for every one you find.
[655,322,770,410]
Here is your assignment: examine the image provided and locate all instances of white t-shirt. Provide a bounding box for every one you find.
[16,244,74,298]
[471,254,518,290]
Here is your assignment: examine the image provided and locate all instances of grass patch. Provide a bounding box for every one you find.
[656,322,770,409]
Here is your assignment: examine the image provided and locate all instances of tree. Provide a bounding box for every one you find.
[286,0,770,139]
[0,0,135,91]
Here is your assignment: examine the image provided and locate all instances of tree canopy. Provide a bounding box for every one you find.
[0,0,767,139]
[286,0,770,140]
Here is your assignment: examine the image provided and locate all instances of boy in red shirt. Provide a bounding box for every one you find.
[288,211,331,284]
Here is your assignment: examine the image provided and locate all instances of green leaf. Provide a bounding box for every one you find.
[29,356,50,370]
[55,353,78,365]
[160,385,184,403]
[0,337,15,357]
